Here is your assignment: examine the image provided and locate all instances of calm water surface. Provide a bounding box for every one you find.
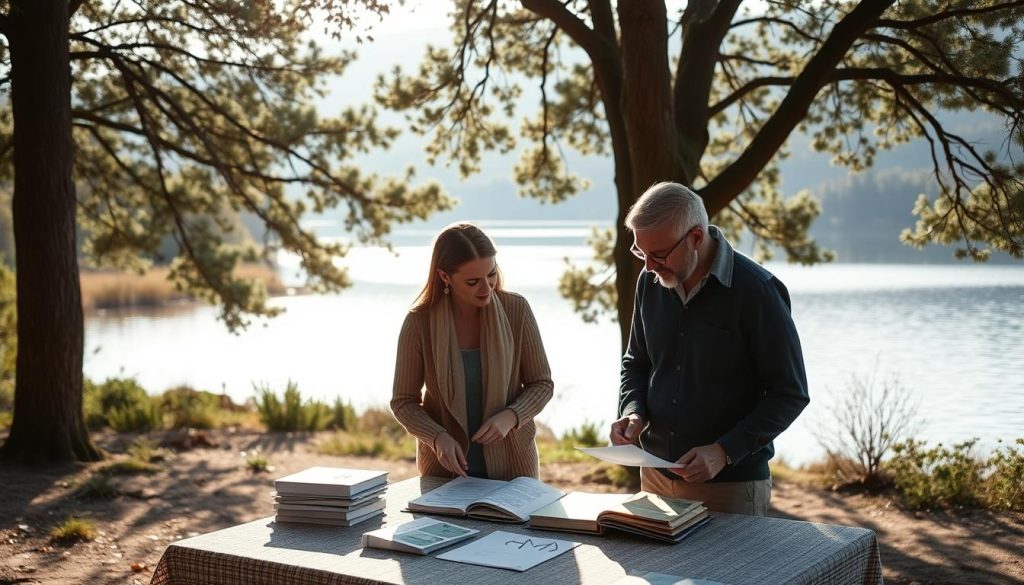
[84,239,1024,465]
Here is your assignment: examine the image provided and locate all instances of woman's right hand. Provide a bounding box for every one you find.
[433,432,468,477]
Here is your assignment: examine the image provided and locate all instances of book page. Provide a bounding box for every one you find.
[436,530,580,572]
[407,476,506,515]
[530,492,632,527]
[470,477,565,522]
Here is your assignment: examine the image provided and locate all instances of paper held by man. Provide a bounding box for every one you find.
[577,444,683,468]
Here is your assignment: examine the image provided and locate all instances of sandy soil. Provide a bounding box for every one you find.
[1,429,1021,585]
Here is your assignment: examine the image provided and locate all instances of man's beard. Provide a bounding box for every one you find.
[653,268,680,289]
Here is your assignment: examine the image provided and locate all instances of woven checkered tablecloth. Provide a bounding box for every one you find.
[150,476,882,585]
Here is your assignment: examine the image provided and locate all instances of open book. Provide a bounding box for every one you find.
[529,491,709,543]
[407,476,566,523]
[361,517,478,555]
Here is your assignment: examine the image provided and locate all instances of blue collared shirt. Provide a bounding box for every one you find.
[619,226,809,482]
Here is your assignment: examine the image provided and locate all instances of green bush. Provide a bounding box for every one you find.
[254,381,328,432]
[317,433,416,460]
[561,421,603,449]
[984,438,1024,511]
[84,377,160,432]
[356,406,407,440]
[328,397,358,431]
[888,438,985,509]
[158,385,222,429]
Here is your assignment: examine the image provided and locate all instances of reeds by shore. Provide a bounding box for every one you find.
[80,264,288,311]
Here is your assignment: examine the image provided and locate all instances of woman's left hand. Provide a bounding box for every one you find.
[471,409,518,445]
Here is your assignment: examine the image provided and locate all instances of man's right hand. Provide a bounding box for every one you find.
[609,414,644,445]
[433,432,468,477]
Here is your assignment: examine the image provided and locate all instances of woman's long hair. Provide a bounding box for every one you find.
[411,223,504,312]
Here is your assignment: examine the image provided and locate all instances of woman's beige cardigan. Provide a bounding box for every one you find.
[391,290,553,480]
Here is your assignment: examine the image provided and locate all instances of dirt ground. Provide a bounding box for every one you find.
[1,430,1022,585]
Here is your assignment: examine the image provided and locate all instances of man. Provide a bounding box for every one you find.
[609,182,809,515]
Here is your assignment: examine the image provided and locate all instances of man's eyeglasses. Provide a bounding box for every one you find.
[630,225,697,265]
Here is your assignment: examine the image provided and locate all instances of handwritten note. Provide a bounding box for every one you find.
[436,530,580,572]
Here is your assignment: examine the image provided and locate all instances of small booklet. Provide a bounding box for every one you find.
[361,517,479,555]
[436,530,580,572]
[407,476,566,523]
[529,491,709,543]
[274,467,388,498]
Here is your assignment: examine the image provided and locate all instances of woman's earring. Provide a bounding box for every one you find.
[443,284,450,295]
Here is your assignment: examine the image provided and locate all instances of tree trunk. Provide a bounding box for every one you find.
[0,0,102,462]
[614,0,679,353]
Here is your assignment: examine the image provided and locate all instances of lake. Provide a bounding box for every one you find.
[83,221,1024,465]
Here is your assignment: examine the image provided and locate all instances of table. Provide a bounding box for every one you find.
[150,476,882,585]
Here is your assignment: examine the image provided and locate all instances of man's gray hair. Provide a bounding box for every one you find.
[625,181,709,233]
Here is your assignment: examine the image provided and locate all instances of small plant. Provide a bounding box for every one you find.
[158,385,222,429]
[355,406,407,440]
[77,474,118,499]
[813,367,921,487]
[83,377,160,432]
[254,381,328,432]
[99,459,161,475]
[888,438,984,509]
[318,433,416,460]
[984,438,1024,511]
[126,437,173,463]
[327,397,358,431]
[245,451,272,473]
[50,517,97,544]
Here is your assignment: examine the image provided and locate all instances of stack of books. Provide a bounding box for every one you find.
[273,466,388,527]
[529,491,710,543]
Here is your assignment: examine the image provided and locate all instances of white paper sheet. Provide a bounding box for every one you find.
[576,445,683,468]
[436,530,579,572]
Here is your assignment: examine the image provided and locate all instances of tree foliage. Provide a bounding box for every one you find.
[374,0,1024,342]
[0,0,454,331]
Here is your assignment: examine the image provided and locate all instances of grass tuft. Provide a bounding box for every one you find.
[49,517,97,544]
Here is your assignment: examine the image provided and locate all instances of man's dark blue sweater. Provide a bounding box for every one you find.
[620,226,809,482]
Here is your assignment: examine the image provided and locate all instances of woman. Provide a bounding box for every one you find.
[391,223,553,480]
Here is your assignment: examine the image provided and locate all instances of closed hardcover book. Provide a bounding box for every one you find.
[274,467,388,498]
[361,517,479,555]
[274,498,385,520]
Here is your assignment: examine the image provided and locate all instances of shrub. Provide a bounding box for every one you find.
[84,377,160,432]
[984,438,1024,511]
[561,421,603,449]
[254,381,328,432]
[245,452,272,473]
[126,437,173,463]
[50,517,97,544]
[158,385,222,429]
[327,397,358,431]
[813,369,920,487]
[356,406,406,440]
[317,433,416,460]
[888,438,984,508]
